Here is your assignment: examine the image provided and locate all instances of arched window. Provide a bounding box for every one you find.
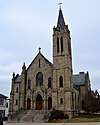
[82,100,85,110]
[57,37,59,53]
[39,59,40,68]
[59,27,60,32]
[60,98,63,104]
[27,98,31,110]
[48,77,52,89]
[16,100,18,105]
[68,41,71,55]
[59,76,63,87]
[16,87,18,93]
[28,79,31,89]
[61,36,63,52]
[48,97,52,110]
[36,72,43,86]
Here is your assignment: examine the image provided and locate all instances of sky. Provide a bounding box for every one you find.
[0,0,100,97]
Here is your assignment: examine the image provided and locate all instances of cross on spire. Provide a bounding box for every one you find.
[57,3,65,27]
[39,47,41,53]
[58,3,62,9]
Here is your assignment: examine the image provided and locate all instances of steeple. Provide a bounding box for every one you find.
[52,5,73,115]
[57,7,65,27]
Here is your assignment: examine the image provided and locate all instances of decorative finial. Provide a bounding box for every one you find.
[22,62,26,70]
[39,47,41,53]
[13,72,15,78]
[58,2,62,9]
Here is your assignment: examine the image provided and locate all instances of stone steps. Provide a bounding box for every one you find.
[8,110,28,122]
[20,110,39,122]
[8,110,50,123]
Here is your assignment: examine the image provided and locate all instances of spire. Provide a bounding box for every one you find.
[13,72,15,78]
[57,5,65,27]
[22,62,26,71]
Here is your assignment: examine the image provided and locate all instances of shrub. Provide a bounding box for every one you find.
[49,109,69,120]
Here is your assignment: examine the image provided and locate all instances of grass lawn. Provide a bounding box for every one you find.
[48,114,100,123]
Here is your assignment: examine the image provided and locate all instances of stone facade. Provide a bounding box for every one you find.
[9,8,91,117]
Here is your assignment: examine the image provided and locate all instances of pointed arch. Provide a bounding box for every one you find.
[68,41,71,56]
[27,98,31,110]
[16,87,18,93]
[59,76,63,87]
[39,59,40,68]
[36,72,43,86]
[82,100,85,110]
[28,79,31,89]
[36,94,43,110]
[15,100,18,105]
[48,97,52,110]
[57,37,59,53]
[60,98,63,104]
[48,77,52,89]
[61,36,63,52]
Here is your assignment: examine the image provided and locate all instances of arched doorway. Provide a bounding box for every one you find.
[82,100,85,110]
[36,94,43,110]
[27,98,31,110]
[48,97,52,110]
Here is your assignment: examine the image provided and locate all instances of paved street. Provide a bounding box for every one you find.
[3,122,100,125]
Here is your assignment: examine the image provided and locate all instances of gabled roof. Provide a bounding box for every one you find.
[0,93,8,99]
[73,73,86,86]
[14,52,52,84]
[27,52,53,71]
[57,8,65,27]
[15,75,21,83]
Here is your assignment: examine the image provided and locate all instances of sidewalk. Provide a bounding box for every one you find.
[3,122,100,125]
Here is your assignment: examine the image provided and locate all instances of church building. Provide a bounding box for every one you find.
[9,7,91,117]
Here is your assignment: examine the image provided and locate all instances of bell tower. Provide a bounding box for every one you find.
[52,6,73,116]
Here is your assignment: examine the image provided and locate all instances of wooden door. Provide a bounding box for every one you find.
[36,94,43,110]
